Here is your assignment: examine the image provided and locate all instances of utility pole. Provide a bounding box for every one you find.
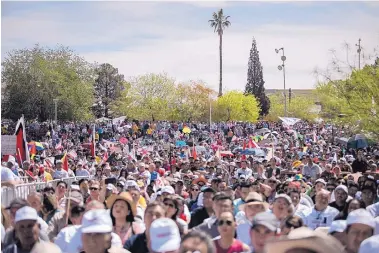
[53,99,58,124]
[356,38,362,70]
[275,47,287,116]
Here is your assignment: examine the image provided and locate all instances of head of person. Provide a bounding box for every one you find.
[144,202,167,235]
[81,209,113,253]
[288,190,301,207]
[202,187,216,209]
[79,178,89,192]
[328,220,347,246]
[6,198,30,225]
[272,194,293,221]
[179,230,216,253]
[56,181,68,196]
[163,195,180,220]
[239,192,268,220]
[212,193,233,219]
[361,186,375,206]
[56,160,63,170]
[250,212,279,253]
[108,192,136,224]
[217,180,227,192]
[314,189,330,211]
[345,209,375,253]
[347,181,359,197]
[217,211,236,238]
[239,182,252,201]
[27,192,42,213]
[89,181,101,198]
[280,215,304,236]
[14,206,40,251]
[149,218,181,253]
[314,179,326,193]
[70,205,86,225]
[334,185,348,205]
[175,179,184,193]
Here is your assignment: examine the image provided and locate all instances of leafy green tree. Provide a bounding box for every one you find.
[245,38,270,116]
[209,8,231,97]
[265,94,318,121]
[1,44,94,121]
[215,91,259,122]
[93,63,126,118]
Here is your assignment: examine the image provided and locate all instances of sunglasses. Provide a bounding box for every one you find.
[164,202,175,208]
[191,188,199,191]
[327,188,335,191]
[218,220,233,226]
[269,180,277,184]
[90,187,99,191]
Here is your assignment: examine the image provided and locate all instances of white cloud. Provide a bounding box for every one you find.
[2,2,379,92]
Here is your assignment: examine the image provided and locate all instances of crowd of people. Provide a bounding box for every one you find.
[1,119,379,253]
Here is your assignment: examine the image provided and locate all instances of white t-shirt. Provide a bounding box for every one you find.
[53,169,69,179]
[75,169,90,177]
[1,166,19,181]
[300,206,339,230]
[236,168,253,178]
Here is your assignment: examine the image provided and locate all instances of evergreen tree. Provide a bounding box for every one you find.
[245,38,270,116]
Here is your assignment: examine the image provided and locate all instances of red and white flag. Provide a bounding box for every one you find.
[67,150,77,159]
[248,138,261,149]
[14,116,30,165]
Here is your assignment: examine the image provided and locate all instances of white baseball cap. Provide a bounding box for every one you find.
[335,185,348,194]
[315,178,326,185]
[359,234,379,253]
[149,218,181,252]
[81,209,112,234]
[15,206,38,223]
[161,186,175,195]
[346,209,376,229]
[328,220,347,234]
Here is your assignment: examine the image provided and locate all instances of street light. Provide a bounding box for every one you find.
[275,47,287,116]
[53,99,59,123]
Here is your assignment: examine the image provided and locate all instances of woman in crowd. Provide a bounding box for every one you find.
[107,192,143,245]
[163,195,188,235]
[334,198,366,220]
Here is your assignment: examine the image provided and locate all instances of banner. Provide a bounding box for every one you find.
[278,117,301,126]
[1,135,17,155]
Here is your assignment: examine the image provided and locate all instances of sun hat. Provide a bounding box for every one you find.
[106,192,136,216]
[315,178,327,185]
[328,220,347,234]
[15,206,38,223]
[251,212,279,232]
[81,209,112,234]
[161,185,175,195]
[239,192,269,211]
[359,234,379,253]
[264,227,345,253]
[149,218,181,252]
[346,209,376,229]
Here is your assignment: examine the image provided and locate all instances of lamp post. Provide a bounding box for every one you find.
[275,47,287,116]
[53,99,58,123]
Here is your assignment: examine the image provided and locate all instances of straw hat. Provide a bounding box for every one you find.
[239,192,269,211]
[264,227,345,253]
[106,192,137,216]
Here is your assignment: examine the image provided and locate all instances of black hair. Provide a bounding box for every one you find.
[181,231,216,253]
[110,199,135,225]
[240,182,252,189]
[71,205,85,218]
[43,186,55,194]
[212,192,233,203]
[56,180,68,188]
[334,198,366,220]
[163,196,180,219]
[78,178,88,185]
[345,224,374,236]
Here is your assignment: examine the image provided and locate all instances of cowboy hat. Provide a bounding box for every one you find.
[239,192,269,211]
[106,192,137,217]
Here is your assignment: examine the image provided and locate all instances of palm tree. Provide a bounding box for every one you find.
[209,9,231,97]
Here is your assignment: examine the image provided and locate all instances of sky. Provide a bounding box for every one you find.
[1,1,379,91]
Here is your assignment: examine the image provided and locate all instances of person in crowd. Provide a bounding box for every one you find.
[149,218,181,253]
[334,198,366,220]
[124,202,166,252]
[236,192,268,247]
[192,193,233,238]
[328,220,347,246]
[189,187,215,229]
[280,215,304,235]
[359,234,379,253]
[56,181,68,209]
[329,184,349,212]
[81,209,130,253]
[345,209,376,253]
[187,184,201,211]
[107,192,143,245]
[53,160,69,179]
[271,194,293,223]
[214,211,250,253]
[300,189,339,229]
[249,212,279,253]
[47,190,84,241]
[2,206,61,253]
[178,230,216,253]
[233,182,252,214]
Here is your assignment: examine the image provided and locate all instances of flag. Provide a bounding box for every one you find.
[67,150,77,159]
[192,145,197,160]
[90,125,96,157]
[313,131,317,143]
[102,151,109,163]
[248,138,260,149]
[61,152,69,171]
[243,140,247,150]
[55,139,63,150]
[14,116,30,165]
